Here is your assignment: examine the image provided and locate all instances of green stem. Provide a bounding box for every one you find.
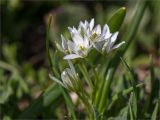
[83,58,99,105]
[98,69,114,113]
[78,62,93,88]
[77,92,95,120]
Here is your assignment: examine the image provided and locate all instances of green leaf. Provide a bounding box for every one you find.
[108,7,126,32]
[144,56,160,115]
[59,86,77,120]
[120,58,137,94]
[121,58,138,119]
[129,92,137,120]
[151,100,159,120]
[108,83,143,111]
[97,68,113,113]
[78,63,93,88]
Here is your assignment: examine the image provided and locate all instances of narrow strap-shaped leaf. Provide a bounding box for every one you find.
[113,106,129,120]
[78,63,93,88]
[108,83,143,111]
[120,58,137,95]
[151,100,159,120]
[59,86,77,120]
[98,68,113,113]
[121,58,137,119]
[129,92,136,120]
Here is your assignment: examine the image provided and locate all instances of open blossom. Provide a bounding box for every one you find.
[94,32,125,53]
[80,19,125,53]
[63,27,92,59]
[79,19,112,42]
[59,18,125,59]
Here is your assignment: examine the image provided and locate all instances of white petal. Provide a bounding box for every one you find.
[93,40,106,52]
[61,35,68,50]
[81,22,86,31]
[102,24,109,35]
[55,42,64,52]
[103,24,112,39]
[111,32,119,43]
[95,25,101,35]
[73,27,78,33]
[112,41,125,49]
[83,35,89,48]
[68,27,73,33]
[104,38,112,53]
[67,60,77,78]
[72,34,84,45]
[102,40,110,53]
[64,54,81,59]
[84,20,89,27]
[49,74,66,88]
[89,19,94,30]
[61,70,73,88]
[67,41,77,53]
[78,22,84,33]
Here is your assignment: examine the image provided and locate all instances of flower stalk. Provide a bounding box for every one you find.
[50,18,126,119]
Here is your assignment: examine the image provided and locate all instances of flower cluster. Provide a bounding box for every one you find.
[60,18,125,60]
[51,18,125,91]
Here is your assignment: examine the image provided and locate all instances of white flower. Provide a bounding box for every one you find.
[59,18,125,59]
[78,19,95,37]
[78,19,112,43]
[94,32,125,53]
[63,26,92,60]
[78,19,125,54]
[50,61,82,91]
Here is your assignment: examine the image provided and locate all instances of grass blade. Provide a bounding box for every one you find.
[120,58,137,95]
[129,93,135,120]
[97,68,113,113]
[108,83,143,111]
[78,63,93,88]
[151,100,159,120]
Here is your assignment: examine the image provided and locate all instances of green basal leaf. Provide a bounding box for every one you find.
[120,58,137,95]
[151,100,159,120]
[108,83,143,111]
[129,92,137,120]
[108,7,126,32]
